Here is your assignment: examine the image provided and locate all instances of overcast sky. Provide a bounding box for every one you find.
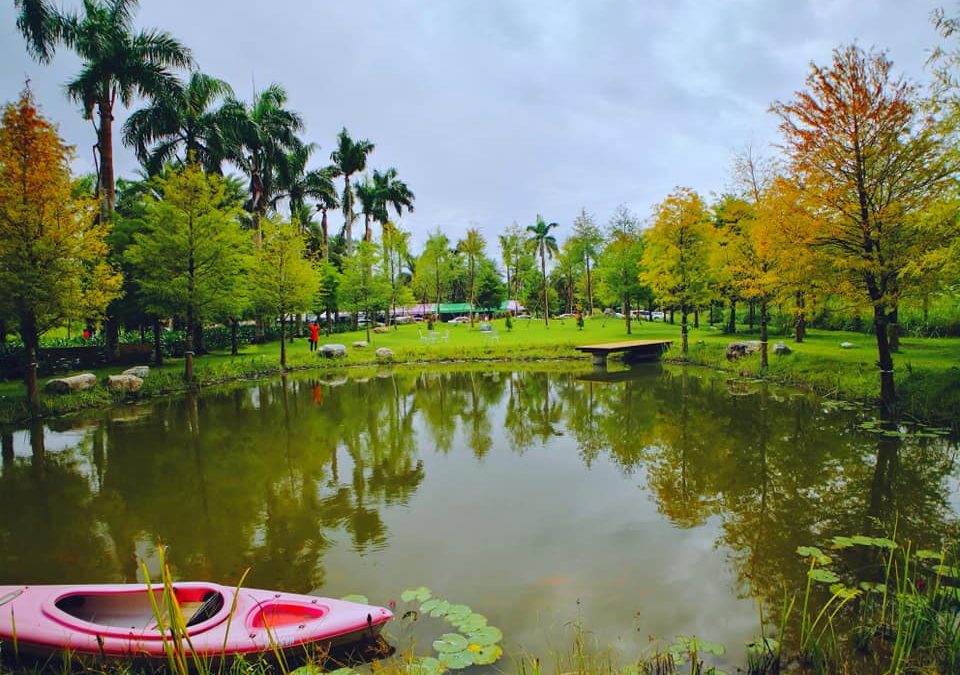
[0,0,946,253]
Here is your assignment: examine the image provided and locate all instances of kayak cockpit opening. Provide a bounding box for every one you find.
[54,587,225,631]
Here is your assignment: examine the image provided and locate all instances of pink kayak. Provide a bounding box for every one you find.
[0,583,391,660]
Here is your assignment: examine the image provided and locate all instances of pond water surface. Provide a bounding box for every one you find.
[1,364,958,666]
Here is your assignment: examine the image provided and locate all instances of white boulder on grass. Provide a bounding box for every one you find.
[122,365,150,379]
[106,374,144,393]
[44,373,97,394]
[352,341,368,348]
[376,347,394,363]
[320,344,347,358]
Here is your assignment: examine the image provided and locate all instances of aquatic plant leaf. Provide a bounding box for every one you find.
[340,594,368,604]
[809,568,840,584]
[428,600,451,617]
[916,549,944,561]
[445,604,472,620]
[467,625,503,645]
[471,644,503,665]
[290,667,326,675]
[438,650,474,669]
[830,536,856,549]
[453,612,488,632]
[697,640,725,656]
[433,633,469,653]
[745,637,779,655]
[402,586,432,603]
[934,564,960,578]
[796,546,831,565]
[421,599,449,616]
[859,582,885,594]
[405,657,444,675]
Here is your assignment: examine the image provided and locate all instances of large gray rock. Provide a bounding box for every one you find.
[773,341,792,356]
[45,373,97,394]
[122,365,150,379]
[106,374,144,393]
[725,341,761,361]
[352,341,368,349]
[375,347,394,363]
[319,343,347,358]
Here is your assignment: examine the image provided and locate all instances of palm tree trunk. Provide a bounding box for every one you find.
[364,213,372,242]
[585,255,593,315]
[541,247,549,327]
[343,174,353,254]
[97,94,116,220]
[321,208,329,261]
[469,258,475,326]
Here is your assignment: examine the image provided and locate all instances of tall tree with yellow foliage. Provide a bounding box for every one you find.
[0,91,121,413]
[641,188,713,355]
[772,45,957,412]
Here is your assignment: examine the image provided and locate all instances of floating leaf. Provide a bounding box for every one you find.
[697,640,725,656]
[401,586,432,603]
[916,550,944,561]
[453,612,488,632]
[340,594,368,604]
[433,633,468,653]
[290,667,325,675]
[796,546,831,565]
[829,584,860,599]
[859,582,886,594]
[934,564,960,578]
[422,599,450,616]
[405,657,444,675]
[467,625,503,645]
[809,569,840,584]
[445,604,472,620]
[831,536,856,549]
[438,650,474,669]
[471,644,503,665]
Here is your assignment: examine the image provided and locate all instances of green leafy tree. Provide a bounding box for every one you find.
[329,128,375,253]
[125,162,250,381]
[457,228,486,325]
[253,218,319,367]
[382,221,412,327]
[596,207,645,334]
[642,188,713,354]
[341,241,391,343]
[569,208,604,315]
[0,91,122,412]
[418,231,454,313]
[14,0,193,220]
[475,259,507,313]
[122,71,232,175]
[498,224,527,305]
[525,215,560,326]
[315,260,342,335]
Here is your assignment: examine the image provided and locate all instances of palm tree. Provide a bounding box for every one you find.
[329,128,375,253]
[424,232,452,317]
[526,215,559,326]
[122,71,232,175]
[220,84,304,239]
[369,168,415,240]
[15,0,193,220]
[313,168,341,262]
[273,144,340,242]
[355,176,378,245]
[457,229,486,326]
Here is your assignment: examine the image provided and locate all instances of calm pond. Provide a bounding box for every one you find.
[1,364,958,665]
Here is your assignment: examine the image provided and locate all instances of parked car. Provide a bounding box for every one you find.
[514,313,532,320]
[448,316,471,324]
[651,311,666,320]
[556,313,576,320]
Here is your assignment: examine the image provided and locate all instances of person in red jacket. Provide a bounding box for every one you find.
[309,321,320,351]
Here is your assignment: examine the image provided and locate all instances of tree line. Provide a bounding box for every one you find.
[2,1,960,417]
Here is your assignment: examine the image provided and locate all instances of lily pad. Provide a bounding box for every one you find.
[471,643,503,665]
[444,604,472,621]
[401,586,432,603]
[421,598,450,617]
[433,633,469,653]
[916,549,944,561]
[405,657,444,675]
[452,612,488,632]
[467,625,503,645]
[438,650,474,669]
[340,594,368,604]
[796,546,832,565]
[809,569,840,584]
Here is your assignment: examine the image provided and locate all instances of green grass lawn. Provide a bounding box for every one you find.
[1,316,958,424]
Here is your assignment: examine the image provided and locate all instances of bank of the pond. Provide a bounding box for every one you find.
[0,317,958,425]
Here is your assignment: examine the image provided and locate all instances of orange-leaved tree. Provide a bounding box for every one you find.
[771,44,957,413]
[0,91,121,413]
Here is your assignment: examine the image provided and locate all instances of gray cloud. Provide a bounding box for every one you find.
[0,0,941,253]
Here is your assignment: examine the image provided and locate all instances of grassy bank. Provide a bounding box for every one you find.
[1,317,958,425]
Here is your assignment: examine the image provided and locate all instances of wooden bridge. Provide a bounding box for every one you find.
[574,339,673,367]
